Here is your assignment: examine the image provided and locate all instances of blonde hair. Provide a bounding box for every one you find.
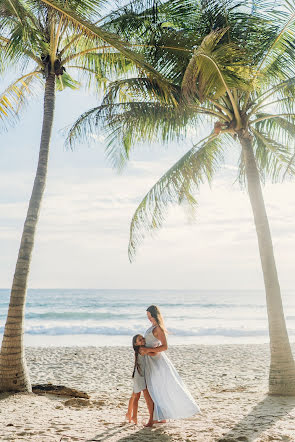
[146,305,167,333]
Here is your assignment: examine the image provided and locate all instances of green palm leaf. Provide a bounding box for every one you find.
[182,28,251,102]
[56,71,80,91]
[66,100,199,169]
[0,70,42,127]
[38,0,173,93]
[251,128,295,182]
[252,113,295,147]
[128,134,226,260]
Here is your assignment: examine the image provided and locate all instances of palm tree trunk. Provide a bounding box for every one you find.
[239,130,295,396]
[0,73,56,393]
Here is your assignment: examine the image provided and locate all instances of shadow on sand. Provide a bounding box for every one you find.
[87,423,174,442]
[218,395,295,442]
[0,393,11,400]
[87,395,295,442]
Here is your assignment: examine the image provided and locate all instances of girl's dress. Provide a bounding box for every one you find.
[144,325,200,420]
[133,353,146,393]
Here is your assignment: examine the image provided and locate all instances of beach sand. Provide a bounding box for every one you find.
[0,344,295,441]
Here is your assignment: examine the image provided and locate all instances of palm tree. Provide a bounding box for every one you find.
[0,0,164,393]
[66,0,295,395]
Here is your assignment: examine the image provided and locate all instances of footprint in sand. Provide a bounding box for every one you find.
[63,398,91,407]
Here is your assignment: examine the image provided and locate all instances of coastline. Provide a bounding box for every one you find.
[1,344,295,441]
[19,334,293,347]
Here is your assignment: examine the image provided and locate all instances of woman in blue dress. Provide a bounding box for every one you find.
[139,305,201,427]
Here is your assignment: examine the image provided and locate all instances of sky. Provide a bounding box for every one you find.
[0,75,295,291]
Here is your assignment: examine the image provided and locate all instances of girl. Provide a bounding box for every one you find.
[125,334,155,425]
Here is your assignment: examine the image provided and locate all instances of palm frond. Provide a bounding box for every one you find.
[182,28,232,101]
[66,99,199,169]
[101,76,180,106]
[65,53,138,94]
[251,113,295,147]
[250,4,295,86]
[248,77,295,116]
[251,127,295,182]
[0,70,42,127]
[39,0,173,93]
[181,28,251,127]
[56,71,80,91]
[103,0,193,37]
[128,134,226,260]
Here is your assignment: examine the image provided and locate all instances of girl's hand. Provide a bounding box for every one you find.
[139,347,149,355]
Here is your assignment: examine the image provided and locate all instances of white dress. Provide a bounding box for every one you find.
[144,325,201,421]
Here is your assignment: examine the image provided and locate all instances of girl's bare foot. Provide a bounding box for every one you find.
[144,419,154,427]
[131,416,138,425]
[125,412,132,423]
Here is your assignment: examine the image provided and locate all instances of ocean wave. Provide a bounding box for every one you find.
[24,311,133,320]
[168,327,271,337]
[0,302,267,315]
[25,325,139,336]
[1,324,293,337]
[0,311,266,321]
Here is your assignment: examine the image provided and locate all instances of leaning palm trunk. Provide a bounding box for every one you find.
[0,73,56,392]
[239,129,295,395]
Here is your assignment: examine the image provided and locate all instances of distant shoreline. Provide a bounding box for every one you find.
[20,335,294,347]
[1,334,295,347]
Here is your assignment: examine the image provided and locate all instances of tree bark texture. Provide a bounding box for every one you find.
[0,73,56,392]
[239,131,295,395]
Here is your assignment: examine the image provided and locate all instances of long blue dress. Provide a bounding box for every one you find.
[144,325,201,420]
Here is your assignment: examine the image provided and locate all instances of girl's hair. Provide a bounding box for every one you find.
[146,305,167,333]
[132,334,143,378]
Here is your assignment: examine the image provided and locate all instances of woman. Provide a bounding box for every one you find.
[140,305,200,426]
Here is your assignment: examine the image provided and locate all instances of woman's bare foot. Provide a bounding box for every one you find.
[154,420,166,424]
[131,416,138,425]
[144,419,154,427]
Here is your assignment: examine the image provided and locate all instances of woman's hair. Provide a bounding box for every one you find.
[132,334,143,378]
[146,305,167,333]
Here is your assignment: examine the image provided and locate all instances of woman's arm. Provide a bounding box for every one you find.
[139,347,157,356]
[151,326,168,353]
[140,327,168,354]
[145,349,157,356]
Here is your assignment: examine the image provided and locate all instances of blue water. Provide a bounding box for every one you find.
[0,289,294,346]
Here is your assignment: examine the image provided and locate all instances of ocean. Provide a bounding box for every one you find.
[0,289,294,347]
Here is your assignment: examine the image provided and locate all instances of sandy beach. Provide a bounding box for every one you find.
[0,344,295,441]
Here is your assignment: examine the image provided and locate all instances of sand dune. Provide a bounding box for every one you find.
[0,344,295,441]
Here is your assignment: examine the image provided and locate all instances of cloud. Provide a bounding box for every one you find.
[1,158,295,290]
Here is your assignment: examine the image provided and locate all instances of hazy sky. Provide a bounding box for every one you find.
[0,76,295,290]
